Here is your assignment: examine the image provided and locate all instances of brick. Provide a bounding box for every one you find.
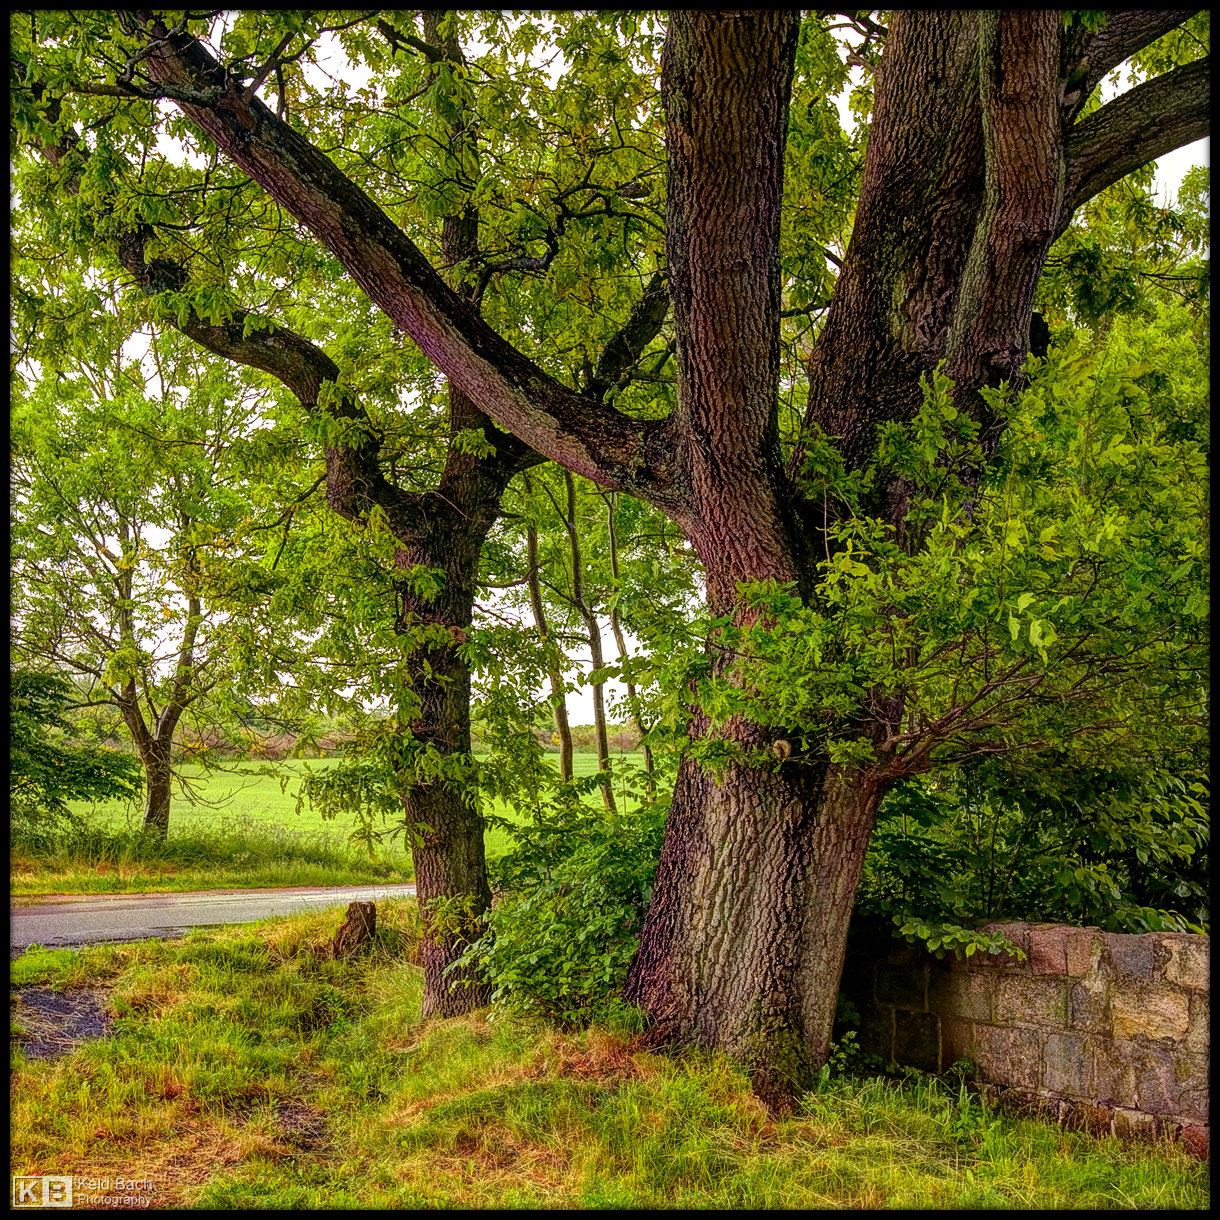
[971,1024,1042,1090]
[894,1010,941,1073]
[1161,937,1210,991]
[1112,985,1189,1042]
[1064,927,1101,978]
[1030,925,1067,976]
[1093,1041,1139,1107]
[1185,992,1208,1055]
[1102,933,1155,980]
[1069,978,1112,1034]
[875,963,928,1010]
[995,973,1068,1027]
[940,1017,975,1070]
[929,971,993,1022]
[1043,1032,1091,1097]
[1112,1108,1157,1142]
[976,922,1031,969]
[1181,1125,1209,1160]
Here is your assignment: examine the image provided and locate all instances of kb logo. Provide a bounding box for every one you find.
[13,1176,73,1208]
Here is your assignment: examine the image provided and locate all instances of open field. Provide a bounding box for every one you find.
[10,754,647,897]
[9,908,1207,1209]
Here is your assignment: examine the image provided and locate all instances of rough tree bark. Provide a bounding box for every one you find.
[122,7,1209,1103]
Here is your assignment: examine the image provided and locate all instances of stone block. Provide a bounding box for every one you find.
[1112,1108,1157,1142]
[1042,1031,1091,1098]
[1161,936,1209,991]
[971,1023,1042,1090]
[1181,1125,1209,1160]
[856,1004,893,1062]
[1093,1040,1139,1107]
[1102,932,1154,980]
[836,952,873,1007]
[929,971,993,1023]
[1070,978,1112,1034]
[875,963,928,1010]
[1059,1100,1114,1137]
[884,939,920,967]
[992,1087,1059,1123]
[1063,927,1101,978]
[976,922,1031,969]
[1185,992,1208,1055]
[1112,985,1189,1042]
[1029,925,1067,976]
[995,973,1068,1027]
[1131,1046,1192,1115]
[940,1017,975,1069]
[1171,1052,1209,1124]
[894,1010,941,1073]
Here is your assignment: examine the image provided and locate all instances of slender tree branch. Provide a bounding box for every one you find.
[129,13,687,514]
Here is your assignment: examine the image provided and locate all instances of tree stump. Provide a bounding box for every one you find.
[330,901,376,960]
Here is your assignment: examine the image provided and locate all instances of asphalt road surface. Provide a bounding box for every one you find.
[10,884,418,954]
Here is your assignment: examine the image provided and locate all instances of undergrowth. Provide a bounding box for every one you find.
[9,904,1207,1210]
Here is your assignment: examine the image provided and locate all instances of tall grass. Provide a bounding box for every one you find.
[11,810,412,896]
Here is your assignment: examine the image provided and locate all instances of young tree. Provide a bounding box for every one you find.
[10,669,144,837]
[10,330,277,838]
[14,10,1208,1107]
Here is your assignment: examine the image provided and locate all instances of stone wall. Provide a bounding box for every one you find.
[836,922,1209,1158]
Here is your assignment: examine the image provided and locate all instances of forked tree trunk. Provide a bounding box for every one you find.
[133,4,1208,1102]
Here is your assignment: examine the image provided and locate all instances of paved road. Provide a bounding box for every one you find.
[10,884,418,953]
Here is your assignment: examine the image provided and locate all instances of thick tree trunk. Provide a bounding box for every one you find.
[624,751,884,1107]
[396,517,495,1016]
[140,741,173,840]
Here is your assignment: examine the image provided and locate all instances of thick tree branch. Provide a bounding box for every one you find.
[1063,56,1210,219]
[1065,10,1201,98]
[127,12,686,516]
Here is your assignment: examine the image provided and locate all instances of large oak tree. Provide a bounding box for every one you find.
[13,10,1209,1106]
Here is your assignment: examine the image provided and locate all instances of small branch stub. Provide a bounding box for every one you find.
[331,901,377,959]
[771,739,792,760]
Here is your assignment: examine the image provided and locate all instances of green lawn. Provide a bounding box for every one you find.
[11,752,649,896]
[10,918,1208,1209]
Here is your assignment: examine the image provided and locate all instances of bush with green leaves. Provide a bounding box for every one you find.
[451,783,667,1027]
[858,761,1209,948]
[10,669,143,843]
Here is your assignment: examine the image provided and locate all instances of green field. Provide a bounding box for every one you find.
[11,753,648,897]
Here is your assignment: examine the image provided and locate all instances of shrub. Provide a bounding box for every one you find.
[451,790,666,1026]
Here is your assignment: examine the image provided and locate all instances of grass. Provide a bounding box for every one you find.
[10,753,643,898]
[9,907,1208,1210]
